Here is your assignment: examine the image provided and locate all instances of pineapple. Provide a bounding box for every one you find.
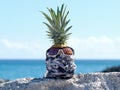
[42,4,76,79]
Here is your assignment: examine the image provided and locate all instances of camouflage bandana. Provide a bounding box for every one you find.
[45,47,76,79]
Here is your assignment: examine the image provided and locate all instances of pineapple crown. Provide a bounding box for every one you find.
[41,4,72,46]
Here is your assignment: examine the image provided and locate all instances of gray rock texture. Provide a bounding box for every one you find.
[0,72,120,90]
[0,79,9,84]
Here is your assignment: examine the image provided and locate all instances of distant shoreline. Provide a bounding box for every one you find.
[0,59,120,61]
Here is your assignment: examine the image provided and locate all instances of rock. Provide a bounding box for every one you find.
[0,72,120,90]
[102,66,120,72]
[0,79,9,84]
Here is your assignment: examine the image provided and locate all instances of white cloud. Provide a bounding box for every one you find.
[0,38,47,59]
[0,39,43,50]
[32,43,42,50]
[68,36,120,59]
[115,37,120,42]
[1,38,12,48]
[1,38,27,49]
[1,36,120,59]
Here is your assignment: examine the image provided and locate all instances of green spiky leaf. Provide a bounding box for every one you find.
[42,4,72,45]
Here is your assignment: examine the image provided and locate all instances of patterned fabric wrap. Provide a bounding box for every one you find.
[45,47,76,79]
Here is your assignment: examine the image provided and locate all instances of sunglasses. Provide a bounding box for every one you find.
[46,47,74,55]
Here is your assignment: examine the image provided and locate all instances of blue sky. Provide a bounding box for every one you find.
[0,0,120,59]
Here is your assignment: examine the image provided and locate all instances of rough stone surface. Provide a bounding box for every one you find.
[0,79,9,84]
[0,72,120,90]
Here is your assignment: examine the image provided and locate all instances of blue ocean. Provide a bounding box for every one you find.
[0,59,120,80]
